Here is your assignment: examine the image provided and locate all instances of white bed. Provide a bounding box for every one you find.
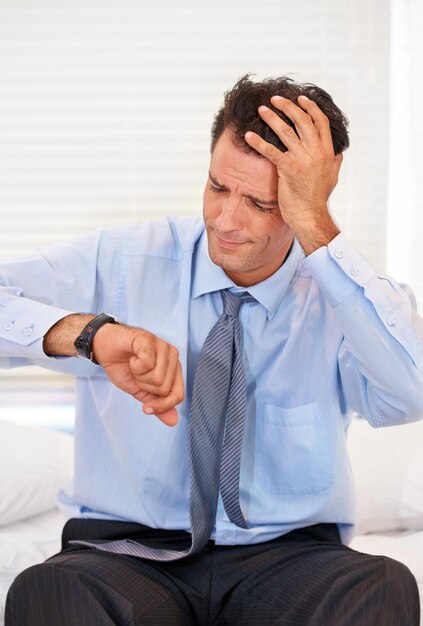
[0,509,65,624]
[0,418,422,625]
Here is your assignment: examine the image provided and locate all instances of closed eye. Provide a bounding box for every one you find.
[209,183,274,213]
[248,198,273,213]
[209,183,226,194]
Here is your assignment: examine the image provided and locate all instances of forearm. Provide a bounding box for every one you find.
[303,234,423,423]
[43,313,95,357]
[0,228,122,365]
[291,206,340,256]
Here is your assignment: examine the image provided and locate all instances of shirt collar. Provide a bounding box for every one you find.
[192,229,304,320]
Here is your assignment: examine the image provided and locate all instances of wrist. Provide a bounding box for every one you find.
[290,207,340,256]
[74,313,121,364]
[43,314,95,357]
[91,320,123,365]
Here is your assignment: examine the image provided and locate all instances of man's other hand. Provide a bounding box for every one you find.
[92,323,184,426]
[244,95,343,255]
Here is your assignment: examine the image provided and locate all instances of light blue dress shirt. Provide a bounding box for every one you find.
[1,216,422,545]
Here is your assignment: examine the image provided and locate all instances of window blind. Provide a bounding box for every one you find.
[0,0,394,393]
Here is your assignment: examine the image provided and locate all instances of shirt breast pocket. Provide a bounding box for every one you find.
[255,401,334,495]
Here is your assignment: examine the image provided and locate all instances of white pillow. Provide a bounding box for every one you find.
[0,420,73,526]
[347,417,423,534]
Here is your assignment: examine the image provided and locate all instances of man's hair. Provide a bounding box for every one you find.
[211,74,349,155]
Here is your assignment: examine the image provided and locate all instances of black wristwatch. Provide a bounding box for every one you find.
[74,313,121,364]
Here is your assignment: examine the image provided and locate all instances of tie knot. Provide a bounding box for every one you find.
[221,290,254,318]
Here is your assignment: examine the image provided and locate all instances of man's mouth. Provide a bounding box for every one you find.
[215,234,249,249]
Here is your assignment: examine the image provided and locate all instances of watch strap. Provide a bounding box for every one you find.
[74,313,120,364]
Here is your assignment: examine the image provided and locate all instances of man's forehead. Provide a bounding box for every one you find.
[210,130,278,195]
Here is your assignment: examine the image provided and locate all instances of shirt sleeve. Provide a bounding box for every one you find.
[0,289,74,358]
[0,228,122,375]
[301,233,423,427]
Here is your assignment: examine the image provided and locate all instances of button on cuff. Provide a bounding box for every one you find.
[327,234,377,287]
[0,297,74,352]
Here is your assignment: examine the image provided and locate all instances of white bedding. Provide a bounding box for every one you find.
[0,508,65,625]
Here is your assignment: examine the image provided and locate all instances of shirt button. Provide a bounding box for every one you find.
[387,318,396,327]
[221,532,231,541]
[334,250,344,259]
[23,326,34,336]
[3,321,14,331]
[350,267,360,277]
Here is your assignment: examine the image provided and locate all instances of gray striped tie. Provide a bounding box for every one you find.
[71,289,252,560]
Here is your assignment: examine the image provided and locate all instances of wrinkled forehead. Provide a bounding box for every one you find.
[210,130,278,197]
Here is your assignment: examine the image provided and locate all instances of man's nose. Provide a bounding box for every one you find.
[215,196,244,232]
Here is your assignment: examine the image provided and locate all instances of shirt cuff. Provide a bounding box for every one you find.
[0,296,74,359]
[299,233,376,308]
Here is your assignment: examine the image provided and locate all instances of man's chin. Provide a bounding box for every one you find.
[209,249,247,279]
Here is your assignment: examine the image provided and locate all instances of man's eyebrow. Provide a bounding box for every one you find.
[208,172,279,207]
[208,172,228,190]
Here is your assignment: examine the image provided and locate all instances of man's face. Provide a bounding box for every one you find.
[203,130,294,286]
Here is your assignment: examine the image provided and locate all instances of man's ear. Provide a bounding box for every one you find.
[334,153,343,177]
[327,153,343,199]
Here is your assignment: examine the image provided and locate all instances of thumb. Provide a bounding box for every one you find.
[136,391,179,427]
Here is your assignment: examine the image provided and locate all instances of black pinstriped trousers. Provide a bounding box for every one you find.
[5,519,420,625]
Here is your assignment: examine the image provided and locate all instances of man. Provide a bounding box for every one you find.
[3,75,422,625]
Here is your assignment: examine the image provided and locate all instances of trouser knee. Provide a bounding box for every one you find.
[5,564,44,625]
[379,556,420,624]
[383,556,418,591]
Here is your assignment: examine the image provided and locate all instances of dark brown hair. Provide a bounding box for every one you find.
[211,74,349,155]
